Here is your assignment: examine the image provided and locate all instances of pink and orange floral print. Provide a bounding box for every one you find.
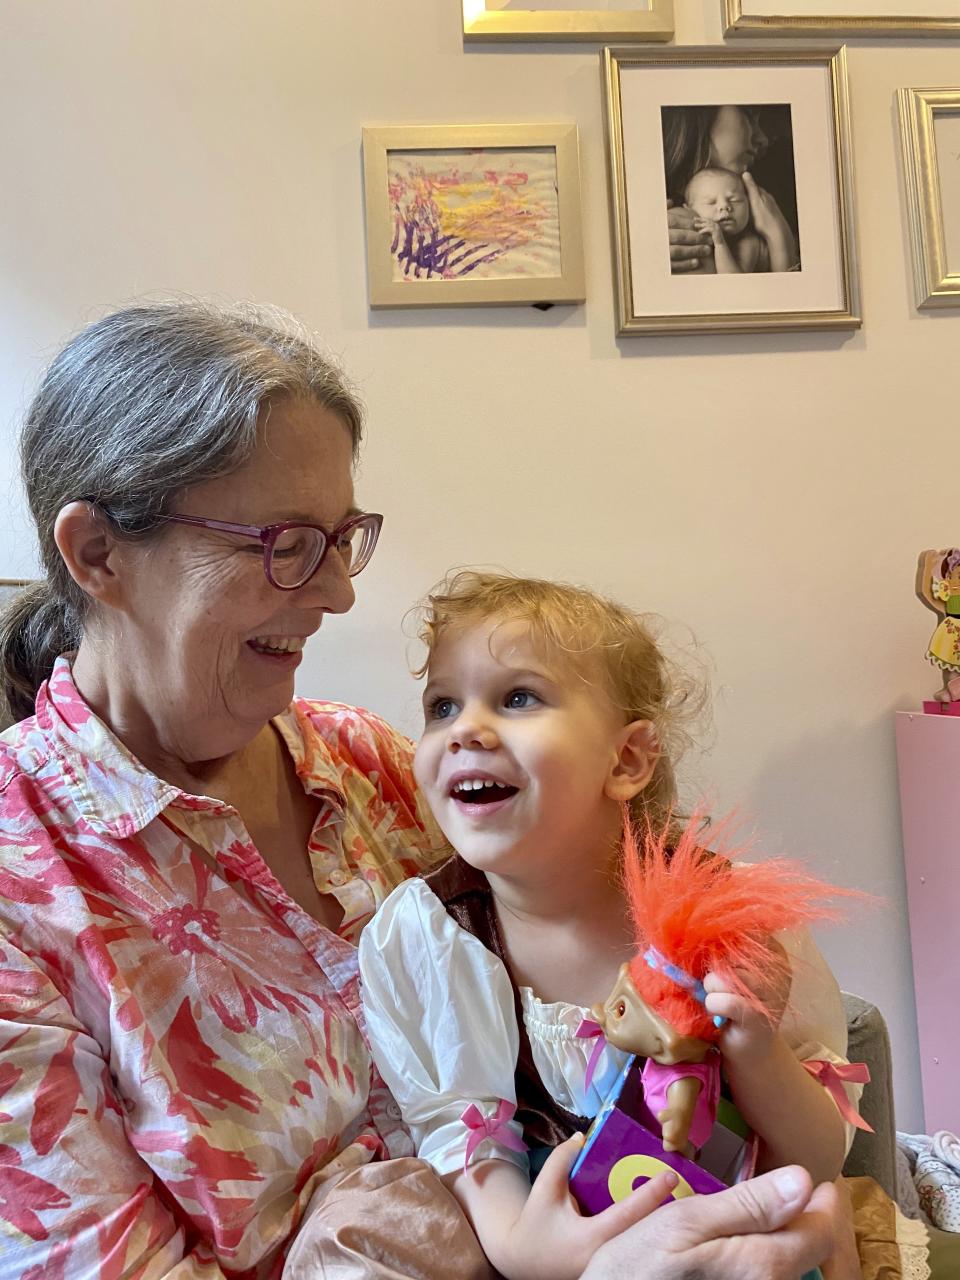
[0,657,448,1277]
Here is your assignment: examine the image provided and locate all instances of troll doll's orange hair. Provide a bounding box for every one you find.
[623,812,857,1043]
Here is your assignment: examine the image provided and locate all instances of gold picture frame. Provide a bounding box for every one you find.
[604,45,861,336]
[723,2,960,39]
[462,1,674,42]
[362,123,585,308]
[898,88,960,309]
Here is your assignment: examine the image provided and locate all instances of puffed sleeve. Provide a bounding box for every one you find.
[779,927,864,1155]
[358,879,528,1178]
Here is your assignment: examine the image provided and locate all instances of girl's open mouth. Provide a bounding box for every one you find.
[450,779,519,806]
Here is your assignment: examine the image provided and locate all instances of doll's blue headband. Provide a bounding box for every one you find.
[643,947,726,1029]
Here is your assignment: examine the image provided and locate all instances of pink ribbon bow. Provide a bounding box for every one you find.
[801,1059,874,1132]
[460,1100,528,1174]
[575,1018,607,1094]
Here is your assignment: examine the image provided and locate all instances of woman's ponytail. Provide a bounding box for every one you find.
[0,581,81,725]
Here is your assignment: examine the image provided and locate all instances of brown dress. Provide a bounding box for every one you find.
[423,853,591,1152]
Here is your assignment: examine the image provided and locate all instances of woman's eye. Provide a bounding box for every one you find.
[505,690,539,710]
[271,536,309,560]
[616,1001,626,1018]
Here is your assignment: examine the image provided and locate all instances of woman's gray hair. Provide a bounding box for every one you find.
[0,300,364,725]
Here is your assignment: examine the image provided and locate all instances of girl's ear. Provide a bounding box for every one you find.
[605,719,660,802]
[53,502,123,607]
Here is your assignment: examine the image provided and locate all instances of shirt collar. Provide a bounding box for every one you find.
[36,656,342,838]
[272,701,347,812]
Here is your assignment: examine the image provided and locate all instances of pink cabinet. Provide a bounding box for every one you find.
[895,711,960,1135]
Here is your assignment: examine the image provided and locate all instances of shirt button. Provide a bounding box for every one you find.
[329,869,348,887]
[386,1101,402,1121]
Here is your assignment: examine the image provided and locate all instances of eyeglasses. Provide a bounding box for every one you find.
[162,511,383,591]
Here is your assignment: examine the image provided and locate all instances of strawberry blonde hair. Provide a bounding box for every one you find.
[413,570,704,839]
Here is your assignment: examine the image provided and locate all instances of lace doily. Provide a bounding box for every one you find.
[896,1208,931,1280]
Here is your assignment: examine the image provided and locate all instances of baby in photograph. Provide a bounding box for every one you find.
[683,166,799,274]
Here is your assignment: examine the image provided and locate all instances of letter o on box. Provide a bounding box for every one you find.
[607,1154,696,1203]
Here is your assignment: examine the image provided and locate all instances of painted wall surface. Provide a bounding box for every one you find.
[2,0,957,1131]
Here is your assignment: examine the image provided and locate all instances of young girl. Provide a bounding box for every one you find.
[358,572,860,1280]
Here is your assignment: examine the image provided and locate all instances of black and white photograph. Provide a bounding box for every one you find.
[604,46,861,336]
[661,104,801,276]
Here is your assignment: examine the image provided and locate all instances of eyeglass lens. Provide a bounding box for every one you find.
[268,517,379,588]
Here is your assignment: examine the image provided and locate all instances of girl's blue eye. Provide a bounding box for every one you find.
[505,690,538,710]
[429,697,458,721]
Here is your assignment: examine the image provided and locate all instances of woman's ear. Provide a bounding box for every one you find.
[53,502,122,606]
[605,719,660,802]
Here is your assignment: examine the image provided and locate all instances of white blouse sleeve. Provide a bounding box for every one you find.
[778,927,864,1155]
[358,877,528,1178]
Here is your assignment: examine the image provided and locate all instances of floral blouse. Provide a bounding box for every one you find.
[0,656,448,1279]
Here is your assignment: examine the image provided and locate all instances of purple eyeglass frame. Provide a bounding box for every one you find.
[162,511,383,591]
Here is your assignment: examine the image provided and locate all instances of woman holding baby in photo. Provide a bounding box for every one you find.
[663,104,801,275]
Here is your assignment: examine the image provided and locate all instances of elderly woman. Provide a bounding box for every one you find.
[0,302,853,1279]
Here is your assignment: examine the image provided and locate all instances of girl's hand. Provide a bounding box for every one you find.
[742,173,799,270]
[499,1135,678,1280]
[703,940,791,1063]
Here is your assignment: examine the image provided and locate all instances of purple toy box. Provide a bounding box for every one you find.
[569,1055,754,1214]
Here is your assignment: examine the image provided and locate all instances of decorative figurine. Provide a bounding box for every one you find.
[916,548,960,713]
[590,813,852,1156]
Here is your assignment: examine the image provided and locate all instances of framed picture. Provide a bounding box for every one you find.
[362,124,585,308]
[462,1,674,43]
[722,2,960,39]
[603,46,860,336]
[898,88,960,309]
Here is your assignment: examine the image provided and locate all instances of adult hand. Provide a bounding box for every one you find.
[742,173,799,270]
[580,1165,842,1280]
[496,1136,680,1280]
[667,201,713,273]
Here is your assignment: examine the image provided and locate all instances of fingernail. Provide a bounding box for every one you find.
[773,1168,806,1205]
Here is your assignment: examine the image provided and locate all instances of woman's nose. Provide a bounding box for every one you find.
[302,550,356,615]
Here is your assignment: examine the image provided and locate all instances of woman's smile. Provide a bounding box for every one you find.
[247,633,309,662]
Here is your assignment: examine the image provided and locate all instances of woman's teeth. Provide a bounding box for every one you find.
[250,636,305,655]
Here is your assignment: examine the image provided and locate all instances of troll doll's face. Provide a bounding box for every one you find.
[590,964,711,1064]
